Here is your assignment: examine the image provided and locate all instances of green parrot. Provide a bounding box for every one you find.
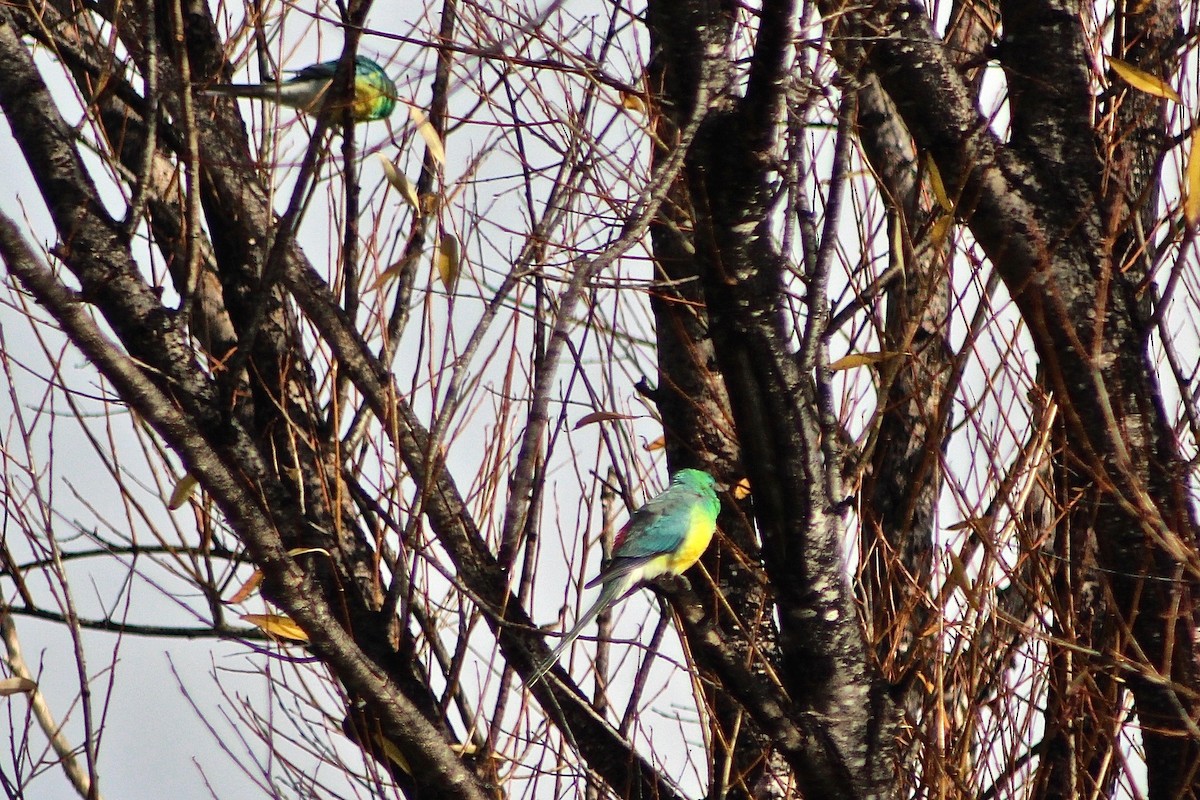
[204,55,398,121]
[530,468,721,683]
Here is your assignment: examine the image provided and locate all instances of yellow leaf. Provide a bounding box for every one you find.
[0,677,36,696]
[928,214,954,250]
[1186,127,1200,226]
[287,547,332,558]
[240,613,309,642]
[375,154,420,209]
[226,570,263,604]
[574,411,637,429]
[1108,57,1181,103]
[945,551,972,593]
[643,436,665,452]
[371,260,405,291]
[827,351,906,371]
[925,154,953,212]
[620,91,647,114]
[375,733,412,775]
[435,233,460,292]
[450,742,509,769]
[946,551,982,611]
[167,473,199,510]
[409,106,445,165]
[732,477,751,500]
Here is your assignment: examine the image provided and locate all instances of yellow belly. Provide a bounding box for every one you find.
[665,508,717,574]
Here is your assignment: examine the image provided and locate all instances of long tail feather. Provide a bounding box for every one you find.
[201,81,327,111]
[529,574,634,684]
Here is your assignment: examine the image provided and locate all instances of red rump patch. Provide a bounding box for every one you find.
[612,520,633,550]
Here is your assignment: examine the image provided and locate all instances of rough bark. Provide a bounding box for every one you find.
[820,2,1200,797]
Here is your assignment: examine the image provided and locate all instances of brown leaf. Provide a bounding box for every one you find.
[574,411,637,429]
[226,570,264,604]
[371,261,404,291]
[827,351,905,371]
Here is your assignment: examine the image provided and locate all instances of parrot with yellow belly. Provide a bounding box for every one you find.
[529,468,721,683]
[203,55,398,122]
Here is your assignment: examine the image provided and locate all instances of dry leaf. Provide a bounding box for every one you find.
[948,551,983,611]
[287,547,331,558]
[620,91,647,114]
[241,613,309,642]
[732,477,751,500]
[450,742,509,769]
[574,411,637,429]
[227,570,263,604]
[643,436,666,452]
[0,677,36,696]
[928,215,954,250]
[167,473,199,510]
[371,261,404,291]
[375,733,412,775]
[828,351,905,371]
[435,233,460,292]
[945,551,972,594]
[925,154,953,212]
[1186,127,1200,226]
[375,153,420,209]
[409,106,446,165]
[1108,57,1181,103]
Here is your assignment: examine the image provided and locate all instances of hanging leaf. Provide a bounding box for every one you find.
[288,547,331,558]
[1108,58,1181,103]
[732,477,751,500]
[0,677,36,696]
[167,473,199,510]
[230,553,328,604]
[435,233,460,292]
[945,517,989,533]
[226,570,264,604]
[375,153,420,209]
[374,732,412,775]
[241,613,309,642]
[828,351,905,371]
[574,411,637,429]
[928,214,954,251]
[1186,127,1200,226]
[643,435,666,451]
[925,154,953,212]
[620,91,647,114]
[371,260,405,291]
[409,106,446,165]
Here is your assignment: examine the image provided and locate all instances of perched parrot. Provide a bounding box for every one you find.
[203,55,398,122]
[529,468,720,683]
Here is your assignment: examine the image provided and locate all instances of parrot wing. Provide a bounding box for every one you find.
[288,60,340,82]
[584,485,696,587]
